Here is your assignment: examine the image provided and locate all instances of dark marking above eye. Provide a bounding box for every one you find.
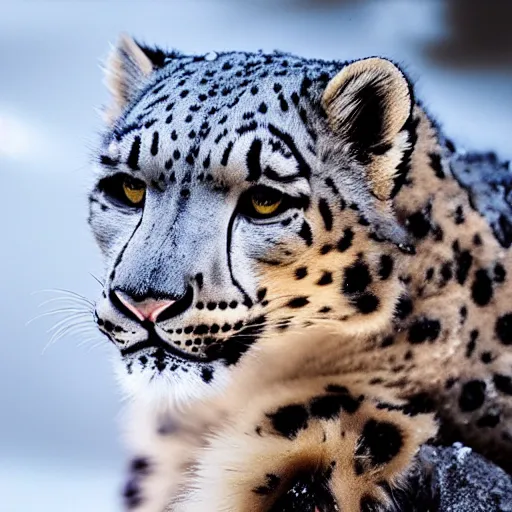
[127,135,141,170]
[267,404,308,439]
[221,141,234,166]
[318,198,333,231]
[246,138,263,181]
[459,380,486,412]
[495,313,512,345]
[471,269,493,306]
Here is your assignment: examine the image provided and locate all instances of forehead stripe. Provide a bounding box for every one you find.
[268,124,311,179]
[246,138,263,181]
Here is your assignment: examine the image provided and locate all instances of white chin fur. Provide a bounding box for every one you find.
[113,354,231,411]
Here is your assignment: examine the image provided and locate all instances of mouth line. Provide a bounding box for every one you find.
[120,327,212,363]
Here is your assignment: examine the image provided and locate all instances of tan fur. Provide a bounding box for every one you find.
[104,34,154,124]
[147,105,512,510]
[107,53,511,510]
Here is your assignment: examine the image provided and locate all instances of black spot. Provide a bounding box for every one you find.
[127,136,141,170]
[123,477,143,509]
[494,263,506,283]
[201,367,214,383]
[465,329,479,358]
[130,456,151,475]
[495,313,512,345]
[287,297,309,308]
[253,473,281,495]
[278,94,289,112]
[353,293,380,314]
[471,269,493,306]
[454,205,465,224]
[221,141,234,166]
[258,102,268,114]
[320,244,333,255]
[99,155,119,167]
[343,260,372,295]
[407,210,431,239]
[455,250,473,285]
[426,267,434,281]
[459,380,486,412]
[318,198,333,231]
[295,267,308,280]
[440,262,453,285]
[407,318,441,344]
[381,336,394,347]
[205,315,265,366]
[429,152,445,179]
[473,233,482,246]
[477,413,501,428]
[481,351,493,364]
[402,393,435,416]
[395,295,413,320]
[298,221,313,246]
[257,288,267,302]
[246,138,263,181]
[310,392,360,419]
[268,404,308,439]
[356,419,403,468]
[378,255,393,280]
[316,272,333,286]
[337,228,354,252]
[493,374,512,395]
[459,305,468,323]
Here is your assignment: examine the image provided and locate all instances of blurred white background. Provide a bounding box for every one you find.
[1,1,511,510]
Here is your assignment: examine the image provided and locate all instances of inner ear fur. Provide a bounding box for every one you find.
[103,34,162,125]
[322,58,414,200]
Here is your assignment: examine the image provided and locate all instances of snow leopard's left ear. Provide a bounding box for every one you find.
[103,34,168,124]
[322,58,414,200]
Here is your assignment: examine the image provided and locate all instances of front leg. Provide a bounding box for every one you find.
[121,400,225,512]
[172,376,437,512]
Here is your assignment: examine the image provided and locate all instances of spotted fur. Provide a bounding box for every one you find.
[88,35,512,511]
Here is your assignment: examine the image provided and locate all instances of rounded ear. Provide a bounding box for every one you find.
[322,58,414,200]
[103,34,167,125]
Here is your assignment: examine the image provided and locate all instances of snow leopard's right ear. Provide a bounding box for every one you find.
[103,34,168,124]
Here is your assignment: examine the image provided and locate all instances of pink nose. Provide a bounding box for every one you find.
[115,291,175,323]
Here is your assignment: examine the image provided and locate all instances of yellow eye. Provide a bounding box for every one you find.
[123,180,145,205]
[251,188,283,216]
